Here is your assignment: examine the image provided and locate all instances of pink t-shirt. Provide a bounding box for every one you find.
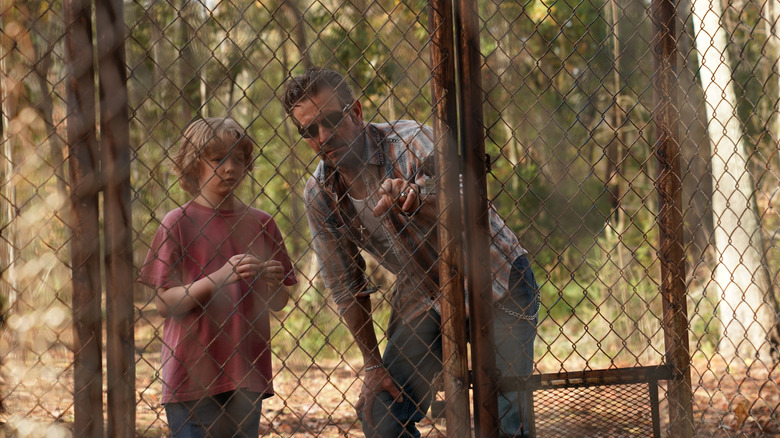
[138,201,297,403]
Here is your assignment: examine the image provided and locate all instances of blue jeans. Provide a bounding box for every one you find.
[165,389,263,438]
[364,255,539,437]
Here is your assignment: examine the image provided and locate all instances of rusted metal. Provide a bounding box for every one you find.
[429,0,471,434]
[651,0,694,435]
[65,0,103,435]
[96,0,136,435]
[503,365,674,391]
[455,0,500,435]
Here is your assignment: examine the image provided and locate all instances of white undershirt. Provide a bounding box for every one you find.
[348,194,405,269]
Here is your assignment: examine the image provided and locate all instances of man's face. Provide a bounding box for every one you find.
[290,89,362,167]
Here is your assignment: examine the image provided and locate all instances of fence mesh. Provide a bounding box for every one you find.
[1,0,780,436]
[533,384,657,437]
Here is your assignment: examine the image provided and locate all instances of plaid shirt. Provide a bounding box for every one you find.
[303,120,526,322]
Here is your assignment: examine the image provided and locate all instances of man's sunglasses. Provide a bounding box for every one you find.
[297,103,352,139]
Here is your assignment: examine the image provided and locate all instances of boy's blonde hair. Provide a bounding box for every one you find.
[172,117,254,195]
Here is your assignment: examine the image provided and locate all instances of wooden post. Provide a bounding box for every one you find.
[430,0,471,434]
[65,0,104,435]
[96,0,136,435]
[455,0,500,435]
[651,0,694,435]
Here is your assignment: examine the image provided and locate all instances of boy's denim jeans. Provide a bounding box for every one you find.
[364,255,539,438]
[165,389,263,438]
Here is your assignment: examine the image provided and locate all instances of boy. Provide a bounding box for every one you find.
[138,117,297,437]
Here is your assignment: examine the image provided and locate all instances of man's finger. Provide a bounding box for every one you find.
[364,394,375,427]
[355,394,364,414]
[401,189,418,212]
[381,179,394,195]
[372,197,393,217]
[388,383,403,403]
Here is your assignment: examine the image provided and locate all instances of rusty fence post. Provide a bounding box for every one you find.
[430,0,471,435]
[96,0,136,435]
[651,0,695,435]
[65,0,104,435]
[454,0,500,435]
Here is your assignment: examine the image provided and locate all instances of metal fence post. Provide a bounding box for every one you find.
[430,0,471,434]
[455,0,500,435]
[652,0,695,435]
[65,0,104,435]
[96,0,136,435]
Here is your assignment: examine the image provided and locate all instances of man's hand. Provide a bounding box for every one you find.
[373,178,420,217]
[355,366,403,428]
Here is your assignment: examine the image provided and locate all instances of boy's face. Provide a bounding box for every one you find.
[196,139,248,202]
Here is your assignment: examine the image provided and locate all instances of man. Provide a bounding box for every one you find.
[282,67,538,437]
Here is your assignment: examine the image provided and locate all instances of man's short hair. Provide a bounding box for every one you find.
[171,117,254,195]
[281,67,355,115]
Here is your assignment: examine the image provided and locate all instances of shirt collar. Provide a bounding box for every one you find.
[363,123,385,166]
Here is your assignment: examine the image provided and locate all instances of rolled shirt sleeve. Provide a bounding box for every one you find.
[303,177,374,310]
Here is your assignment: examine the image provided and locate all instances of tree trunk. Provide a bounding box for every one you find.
[0,36,18,316]
[278,0,312,261]
[33,40,68,197]
[691,0,777,361]
[279,0,313,70]
[765,0,780,359]
[176,0,201,127]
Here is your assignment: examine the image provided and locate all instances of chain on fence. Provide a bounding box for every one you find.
[1,0,780,436]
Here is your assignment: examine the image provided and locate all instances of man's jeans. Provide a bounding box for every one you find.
[364,255,539,437]
[165,389,263,438]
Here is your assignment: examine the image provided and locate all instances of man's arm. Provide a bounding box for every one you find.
[340,296,382,366]
[303,179,402,425]
[342,296,402,426]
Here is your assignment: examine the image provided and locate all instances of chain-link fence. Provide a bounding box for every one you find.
[2,0,780,436]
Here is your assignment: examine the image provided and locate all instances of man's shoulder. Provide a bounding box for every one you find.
[303,163,331,200]
[372,120,432,141]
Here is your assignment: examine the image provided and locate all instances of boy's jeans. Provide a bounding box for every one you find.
[364,255,539,438]
[165,389,263,438]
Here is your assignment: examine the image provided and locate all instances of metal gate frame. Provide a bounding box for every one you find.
[428,0,694,436]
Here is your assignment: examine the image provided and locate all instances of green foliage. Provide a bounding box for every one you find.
[5,0,780,376]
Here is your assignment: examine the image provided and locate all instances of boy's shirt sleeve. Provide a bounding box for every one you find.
[138,213,183,290]
[266,216,298,286]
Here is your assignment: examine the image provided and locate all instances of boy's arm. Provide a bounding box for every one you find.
[252,259,289,312]
[156,254,262,318]
[155,275,223,318]
[265,285,290,312]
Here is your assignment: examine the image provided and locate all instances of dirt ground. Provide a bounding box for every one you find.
[1,312,779,437]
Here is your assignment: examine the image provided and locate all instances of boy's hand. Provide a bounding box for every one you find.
[258,260,286,287]
[217,254,263,285]
[257,260,289,311]
[217,255,286,286]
